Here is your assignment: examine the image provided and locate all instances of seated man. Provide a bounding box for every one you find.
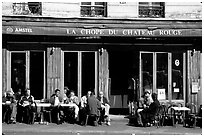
[87,92,101,126]
[97,91,111,126]
[50,88,64,124]
[137,93,160,127]
[2,90,17,124]
[65,90,80,122]
[80,91,92,125]
[19,88,36,124]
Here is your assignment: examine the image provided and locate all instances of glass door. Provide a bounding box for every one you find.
[63,51,97,98]
[30,51,44,100]
[64,52,78,95]
[140,52,153,96]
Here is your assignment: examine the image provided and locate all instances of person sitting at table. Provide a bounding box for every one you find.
[19,88,36,124]
[14,88,23,122]
[87,91,101,126]
[137,93,160,127]
[50,88,64,124]
[135,90,153,126]
[62,86,69,103]
[79,90,92,125]
[2,90,17,124]
[65,90,80,122]
[97,91,111,126]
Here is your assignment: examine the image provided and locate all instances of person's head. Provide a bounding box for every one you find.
[64,86,69,94]
[99,91,104,98]
[55,89,60,97]
[87,91,92,97]
[6,90,13,97]
[70,90,75,97]
[144,90,151,98]
[25,88,30,96]
[17,89,22,94]
[151,93,158,101]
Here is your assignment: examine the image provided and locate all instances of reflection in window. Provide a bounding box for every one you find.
[172,53,183,100]
[139,2,165,18]
[81,2,107,17]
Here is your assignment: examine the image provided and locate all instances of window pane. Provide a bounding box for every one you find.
[172,53,183,100]
[141,53,153,95]
[81,2,91,5]
[81,6,92,17]
[11,53,26,93]
[157,53,168,100]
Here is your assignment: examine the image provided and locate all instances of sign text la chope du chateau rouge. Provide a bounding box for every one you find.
[12,27,183,36]
[66,28,182,36]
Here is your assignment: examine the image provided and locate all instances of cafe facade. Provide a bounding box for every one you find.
[2,2,202,113]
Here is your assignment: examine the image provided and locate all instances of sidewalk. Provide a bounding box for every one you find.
[2,115,202,135]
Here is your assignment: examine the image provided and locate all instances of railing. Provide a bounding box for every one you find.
[139,5,164,18]
[81,6,107,17]
[13,2,42,15]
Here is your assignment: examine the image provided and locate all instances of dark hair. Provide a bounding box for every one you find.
[55,88,60,93]
[151,93,158,101]
[64,86,69,91]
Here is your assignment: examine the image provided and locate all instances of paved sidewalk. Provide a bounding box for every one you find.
[2,115,202,135]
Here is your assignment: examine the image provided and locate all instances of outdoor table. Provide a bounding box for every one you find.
[171,107,191,127]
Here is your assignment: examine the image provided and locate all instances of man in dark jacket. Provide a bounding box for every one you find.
[87,92,101,126]
[138,93,160,127]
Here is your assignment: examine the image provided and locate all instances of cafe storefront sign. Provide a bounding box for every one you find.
[3,26,201,37]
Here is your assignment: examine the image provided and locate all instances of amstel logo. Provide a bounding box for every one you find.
[6,27,14,33]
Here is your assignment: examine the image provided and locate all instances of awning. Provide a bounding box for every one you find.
[2,16,202,37]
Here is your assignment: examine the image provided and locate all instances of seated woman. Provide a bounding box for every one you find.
[19,88,36,124]
[137,93,160,127]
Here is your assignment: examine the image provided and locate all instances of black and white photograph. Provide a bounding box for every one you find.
[1,1,202,135]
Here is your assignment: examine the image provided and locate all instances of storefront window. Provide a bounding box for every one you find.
[172,53,183,100]
[141,53,153,95]
[11,53,26,93]
[156,53,168,100]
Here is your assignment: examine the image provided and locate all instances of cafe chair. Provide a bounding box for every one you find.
[163,104,174,126]
[85,114,100,126]
[184,103,201,128]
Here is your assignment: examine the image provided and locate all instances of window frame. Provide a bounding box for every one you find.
[138,2,165,18]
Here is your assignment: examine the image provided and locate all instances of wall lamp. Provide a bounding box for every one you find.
[99,48,104,55]
[50,47,55,55]
[147,26,158,31]
[191,49,196,56]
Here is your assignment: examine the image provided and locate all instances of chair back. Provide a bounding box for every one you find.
[186,103,197,115]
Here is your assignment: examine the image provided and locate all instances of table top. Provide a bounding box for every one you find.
[36,103,76,107]
[171,107,190,111]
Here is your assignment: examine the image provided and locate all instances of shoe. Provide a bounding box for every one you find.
[106,122,111,126]
[137,123,143,127]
